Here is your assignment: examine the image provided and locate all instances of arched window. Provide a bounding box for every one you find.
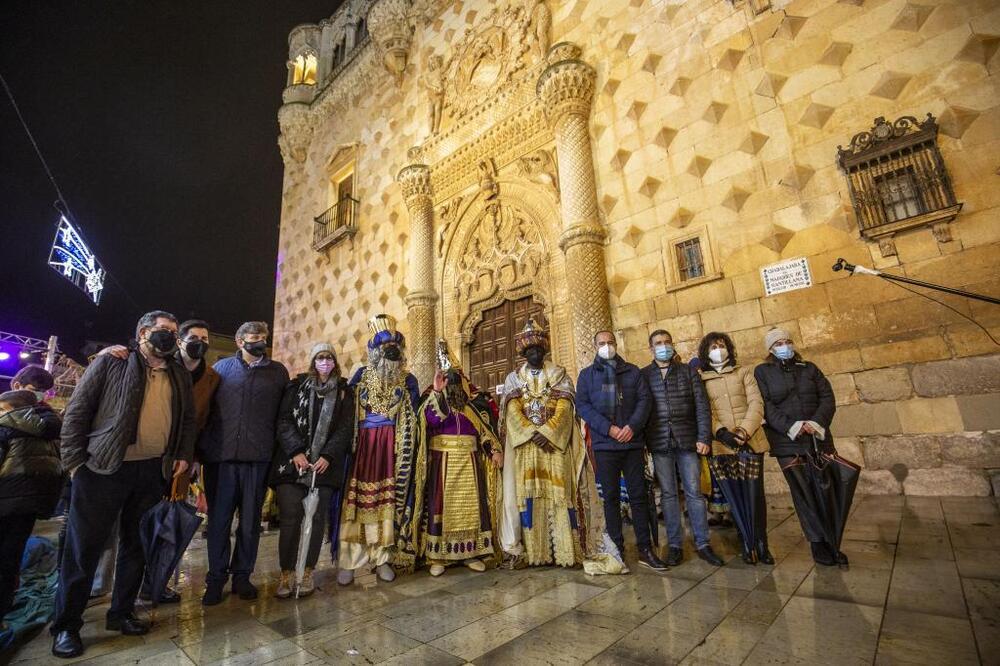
[292,52,317,85]
[356,18,368,43]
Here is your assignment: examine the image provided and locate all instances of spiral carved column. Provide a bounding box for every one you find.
[537,42,612,373]
[397,156,437,388]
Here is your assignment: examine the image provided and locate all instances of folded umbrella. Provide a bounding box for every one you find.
[708,451,762,555]
[806,436,860,553]
[295,469,320,598]
[140,477,203,609]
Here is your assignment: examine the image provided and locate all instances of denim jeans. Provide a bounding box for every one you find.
[652,450,710,549]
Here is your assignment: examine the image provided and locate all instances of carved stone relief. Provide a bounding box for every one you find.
[516,148,559,202]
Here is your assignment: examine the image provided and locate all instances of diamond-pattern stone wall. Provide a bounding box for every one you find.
[275,0,1000,494]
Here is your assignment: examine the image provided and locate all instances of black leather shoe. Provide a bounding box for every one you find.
[835,549,850,568]
[697,546,724,566]
[106,612,150,636]
[52,630,84,658]
[202,582,225,606]
[665,546,683,567]
[232,577,258,600]
[756,540,775,565]
[810,541,836,566]
[638,548,669,572]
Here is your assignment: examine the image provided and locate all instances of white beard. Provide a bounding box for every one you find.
[368,347,405,384]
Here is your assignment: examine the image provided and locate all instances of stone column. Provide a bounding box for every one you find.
[397,151,437,387]
[536,42,612,372]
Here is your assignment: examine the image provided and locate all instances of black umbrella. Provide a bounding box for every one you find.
[328,451,352,562]
[780,438,860,554]
[708,451,763,555]
[139,479,203,608]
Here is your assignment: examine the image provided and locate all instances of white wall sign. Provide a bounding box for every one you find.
[760,257,812,297]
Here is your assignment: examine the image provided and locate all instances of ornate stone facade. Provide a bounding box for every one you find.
[273,0,1000,496]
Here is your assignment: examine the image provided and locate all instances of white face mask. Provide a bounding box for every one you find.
[597,344,616,360]
[708,348,729,365]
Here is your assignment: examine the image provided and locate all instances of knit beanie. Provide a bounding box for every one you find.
[310,342,334,362]
[764,328,790,352]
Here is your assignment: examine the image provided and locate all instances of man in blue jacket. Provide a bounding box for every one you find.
[577,330,667,571]
[198,321,289,605]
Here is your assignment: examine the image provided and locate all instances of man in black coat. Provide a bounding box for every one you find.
[198,321,289,606]
[576,330,666,571]
[51,311,195,659]
[642,329,723,567]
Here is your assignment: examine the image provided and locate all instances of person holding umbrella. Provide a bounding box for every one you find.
[271,343,354,598]
[754,328,856,567]
[697,332,772,565]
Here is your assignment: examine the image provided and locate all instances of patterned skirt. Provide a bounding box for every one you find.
[422,440,494,561]
[342,425,396,526]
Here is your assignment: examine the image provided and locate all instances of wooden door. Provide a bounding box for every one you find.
[467,296,545,394]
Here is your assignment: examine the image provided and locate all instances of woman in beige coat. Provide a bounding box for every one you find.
[697,332,774,565]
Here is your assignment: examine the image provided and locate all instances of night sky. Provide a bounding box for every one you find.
[0,1,342,361]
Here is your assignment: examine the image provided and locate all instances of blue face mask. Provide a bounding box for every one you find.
[653,344,674,362]
[773,343,795,360]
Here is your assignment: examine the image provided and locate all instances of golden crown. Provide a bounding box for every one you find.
[368,313,397,336]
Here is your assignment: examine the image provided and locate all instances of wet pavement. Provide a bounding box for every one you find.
[7,495,996,664]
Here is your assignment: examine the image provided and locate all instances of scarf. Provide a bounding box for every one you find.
[594,355,620,423]
[305,376,339,462]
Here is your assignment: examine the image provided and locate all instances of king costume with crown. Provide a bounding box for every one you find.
[498,320,611,568]
[337,314,422,584]
[417,342,503,576]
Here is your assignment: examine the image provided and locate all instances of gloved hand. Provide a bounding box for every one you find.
[715,427,741,449]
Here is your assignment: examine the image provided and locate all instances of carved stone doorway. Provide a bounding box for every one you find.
[467,296,546,394]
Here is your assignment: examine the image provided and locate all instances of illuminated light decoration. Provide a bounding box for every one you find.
[47,215,106,305]
[0,352,10,361]
[19,351,30,359]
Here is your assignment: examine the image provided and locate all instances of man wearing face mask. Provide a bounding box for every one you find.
[576,331,666,571]
[51,311,195,659]
[95,319,221,603]
[642,330,722,567]
[199,321,289,606]
[336,314,420,585]
[498,319,604,568]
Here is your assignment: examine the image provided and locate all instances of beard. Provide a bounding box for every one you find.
[445,383,468,412]
[368,346,405,384]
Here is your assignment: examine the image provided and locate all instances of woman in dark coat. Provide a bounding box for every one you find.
[754,328,853,567]
[270,343,354,597]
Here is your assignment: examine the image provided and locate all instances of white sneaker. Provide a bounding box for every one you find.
[464,558,486,572]
[336,568,354,586]
[429,563,446,577]
[376,563,396,582]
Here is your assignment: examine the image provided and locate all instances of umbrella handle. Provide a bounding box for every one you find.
[169,475,184,502]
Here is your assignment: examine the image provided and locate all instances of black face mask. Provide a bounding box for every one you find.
[243,340,267,357]
[147,329,178,357]
[523,346,546,369]
[183,339,208,360]
[382,344,401,362]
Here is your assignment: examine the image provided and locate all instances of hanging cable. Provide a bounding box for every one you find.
[1,71,143,311]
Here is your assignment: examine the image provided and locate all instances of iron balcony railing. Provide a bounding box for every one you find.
[313,196,359,250]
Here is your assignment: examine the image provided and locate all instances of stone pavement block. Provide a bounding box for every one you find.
[875,609,980,666]
[887,557,968,619]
